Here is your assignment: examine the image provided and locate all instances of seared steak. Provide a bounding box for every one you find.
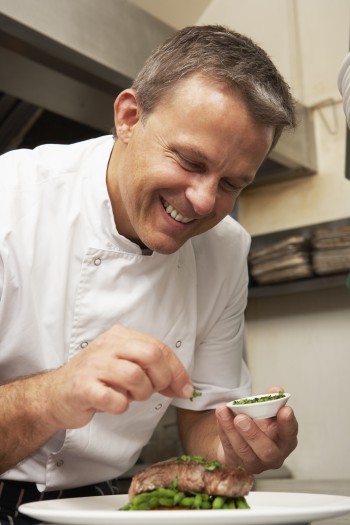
[129,456,254,498]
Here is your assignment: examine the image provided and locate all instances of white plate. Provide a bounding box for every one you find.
[19,492,350,525]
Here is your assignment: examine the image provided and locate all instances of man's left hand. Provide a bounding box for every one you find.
[215,403,298,473]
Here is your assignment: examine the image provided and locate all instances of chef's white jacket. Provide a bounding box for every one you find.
[0,136,251,490]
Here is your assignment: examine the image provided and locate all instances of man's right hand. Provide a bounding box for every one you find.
[0,324,193,473]
[50,324,194,429]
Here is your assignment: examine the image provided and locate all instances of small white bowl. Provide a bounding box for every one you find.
[226,392,291,420]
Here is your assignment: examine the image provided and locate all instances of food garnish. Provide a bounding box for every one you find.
[231,392,286,405]
[189,389,202,402]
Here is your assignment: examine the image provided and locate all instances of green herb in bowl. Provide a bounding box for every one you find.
[226,392,291,419]
[231,392,286,405]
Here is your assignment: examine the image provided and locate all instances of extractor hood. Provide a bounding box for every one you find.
[0,0,317,184]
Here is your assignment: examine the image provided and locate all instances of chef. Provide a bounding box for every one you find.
[0,24,298,524]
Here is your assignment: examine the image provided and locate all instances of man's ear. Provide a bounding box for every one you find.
[113,89,140,144]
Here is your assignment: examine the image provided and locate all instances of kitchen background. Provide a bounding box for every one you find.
[0,0,349,480]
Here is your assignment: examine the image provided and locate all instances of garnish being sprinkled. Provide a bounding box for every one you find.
[176,454,225,471]
[190,389,202,402]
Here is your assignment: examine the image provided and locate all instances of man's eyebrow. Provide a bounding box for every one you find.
[177,146,210,163]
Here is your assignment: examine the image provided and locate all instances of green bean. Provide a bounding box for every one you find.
[121,491,250,511]
[158,497,174,507]
[193,494,202,508]
[173,491,185,505]
[212,496,225,509]
[154,488,177,498]
[130,493,152,505]
[137,502,152,510]
[236,496,250,509]
[148,497,160,509]
[179,496,195,507]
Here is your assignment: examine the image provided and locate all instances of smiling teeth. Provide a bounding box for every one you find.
[163,200,192,224]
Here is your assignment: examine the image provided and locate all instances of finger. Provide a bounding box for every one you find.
[69,342,156,398]
[158,347,193,399]
[264,385,285,394]
[102,328,193,398]
[117,340,193,398]
[91,332,172,393]
[87,381,130,414]
[137,341,179,392]
[54,375,131,427]
[102,359,154,401]
[233,414,284,470]
[276,406,298,452]
[215,406,260,468]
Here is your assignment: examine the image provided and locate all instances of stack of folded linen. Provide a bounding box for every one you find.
[311,224,350,275]
[248,235,313,285]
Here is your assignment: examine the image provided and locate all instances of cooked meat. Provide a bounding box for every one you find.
[129,456,254,499]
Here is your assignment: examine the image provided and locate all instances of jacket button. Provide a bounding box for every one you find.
[56,459,64,468]
[176,341,182,348]
[80,341,88,348]
[94,258,101,266]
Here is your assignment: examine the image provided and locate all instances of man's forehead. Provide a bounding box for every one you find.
[152,72,239,109]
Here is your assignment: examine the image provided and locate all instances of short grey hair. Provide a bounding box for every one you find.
[131,24,296,149]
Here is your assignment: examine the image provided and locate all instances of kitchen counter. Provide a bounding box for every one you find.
[255,479,350,525]
[28,478,350,525]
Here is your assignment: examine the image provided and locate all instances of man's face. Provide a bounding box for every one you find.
[108,75,274,254]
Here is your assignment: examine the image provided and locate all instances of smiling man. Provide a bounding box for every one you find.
[108,73,273,254]
[0,25,298,524]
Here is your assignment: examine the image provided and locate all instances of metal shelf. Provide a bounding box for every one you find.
[248,273,349,298]
[247,218,350,298]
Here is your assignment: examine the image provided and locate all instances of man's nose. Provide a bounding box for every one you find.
[185,175,218,216]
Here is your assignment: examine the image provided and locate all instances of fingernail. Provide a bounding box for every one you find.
[284,406,293,419]
[235,416,251,431]
[182,384,195,398]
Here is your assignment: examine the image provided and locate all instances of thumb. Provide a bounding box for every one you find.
[264,385,284,394]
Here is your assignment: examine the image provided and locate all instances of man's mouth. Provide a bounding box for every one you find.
[162,199,192,224]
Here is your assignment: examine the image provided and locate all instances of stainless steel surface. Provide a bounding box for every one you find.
[0,0,174,140]
[0,0,316,184]
[255,479,350,525]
